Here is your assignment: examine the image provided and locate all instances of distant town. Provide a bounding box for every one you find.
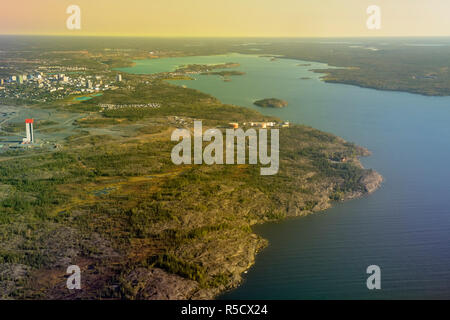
[0,61,245,104]
[0,70,124,103]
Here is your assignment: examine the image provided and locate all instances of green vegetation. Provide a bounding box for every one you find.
[254,98,288,108]
[0,37,383,299]
[3,37,449,101]
[175,63,240,74]
[202,71,245,76]
[233,39,450,96]
[0,82,378,298]
[150,254,207,284]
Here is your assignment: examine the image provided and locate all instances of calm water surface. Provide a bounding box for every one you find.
[118,54,450,299]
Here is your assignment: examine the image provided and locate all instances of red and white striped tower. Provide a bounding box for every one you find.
[25,119,34,143]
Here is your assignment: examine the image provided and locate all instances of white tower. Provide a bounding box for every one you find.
[25,119,34,143]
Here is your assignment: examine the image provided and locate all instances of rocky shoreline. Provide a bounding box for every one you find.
[1,70,383,301]
[140,159,383,300]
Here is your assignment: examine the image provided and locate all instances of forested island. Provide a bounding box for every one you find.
[254,98,288,108]
[174,62,240,74]
[201,70,245,77]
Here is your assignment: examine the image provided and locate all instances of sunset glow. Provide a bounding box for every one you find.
[2,0,450,37]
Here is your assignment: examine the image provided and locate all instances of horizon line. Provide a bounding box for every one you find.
[1,34,450,39]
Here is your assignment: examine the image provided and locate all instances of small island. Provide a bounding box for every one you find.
[201,70,245,77]
[175,62,240,73]
[174,63,245,82]
[254,98,288,108]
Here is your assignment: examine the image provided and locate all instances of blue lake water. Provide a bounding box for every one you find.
[118,53,450,299]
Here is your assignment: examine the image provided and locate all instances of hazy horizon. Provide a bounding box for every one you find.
[2,34,450,39]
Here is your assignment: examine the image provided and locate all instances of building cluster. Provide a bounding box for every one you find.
[231,121,290,129]
[167,118,291,130]
[99,102,160,110]
[0,71,124,102]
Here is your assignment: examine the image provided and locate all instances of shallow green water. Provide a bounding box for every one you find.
[118,53,450,299]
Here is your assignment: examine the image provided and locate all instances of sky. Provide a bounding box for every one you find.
[1,0,450,37]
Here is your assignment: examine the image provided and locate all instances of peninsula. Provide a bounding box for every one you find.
[0,40,382,300]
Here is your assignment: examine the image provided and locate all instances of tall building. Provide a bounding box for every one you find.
[25,119,34,143]
[116,74,122,82]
